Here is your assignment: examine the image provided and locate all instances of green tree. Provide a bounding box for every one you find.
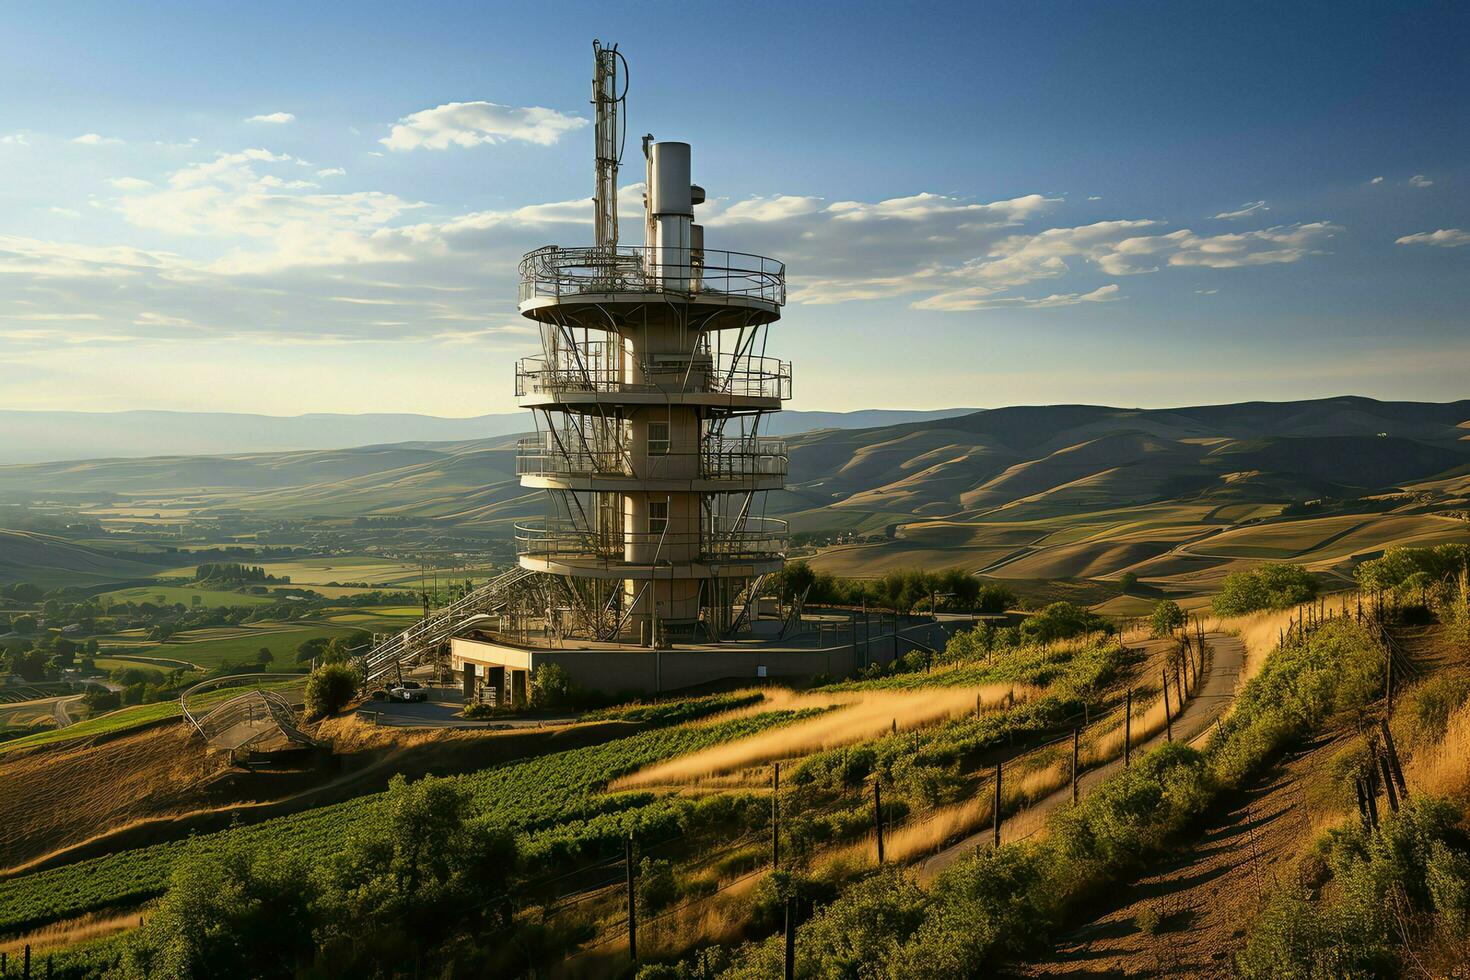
[295,636,330,664]
[1021,602,1112,643]
[121,839,313,979]
[1213,564,1317,616]
[1150,599,1185,637]
[11,614,35,634]
[255,647,274,666]
[304,663,359,719]
[314,775,518,969]
[1119,571,1139,594]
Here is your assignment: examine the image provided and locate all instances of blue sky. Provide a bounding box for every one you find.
[1,0,1466,416]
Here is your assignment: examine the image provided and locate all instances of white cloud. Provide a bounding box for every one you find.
[381,101,588,150]
[1093,222,1338,273]
[1409,174,1434,188]
[316,167,346,177]
[73,133,123,146]
[1212,200,1269,220]
[914,282,1120,312]
[109,177,154,191]
[1087,195,1102,201]
[1196,288,1219,295]
[245,112,296,124]
[48,207,82,219]
[1370,176,1384,184]
[1,133,29,146]
[1395,228,1470,248]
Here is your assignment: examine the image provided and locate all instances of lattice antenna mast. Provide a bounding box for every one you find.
[592,40,626,249]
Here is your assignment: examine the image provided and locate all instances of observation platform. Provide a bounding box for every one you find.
[517,245,785,325]
[514,518,788,580]
[516,437,787,493]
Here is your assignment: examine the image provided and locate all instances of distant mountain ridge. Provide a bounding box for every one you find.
[0,407,980,464]
[1,398,1466,542]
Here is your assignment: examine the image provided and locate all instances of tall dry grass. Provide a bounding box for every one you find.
[613,684,1035,789]
[1405,696,1470,800]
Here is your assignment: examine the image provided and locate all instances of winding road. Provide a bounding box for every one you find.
[916,631,1246,878]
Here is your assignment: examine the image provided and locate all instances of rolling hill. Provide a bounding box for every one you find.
[2,396,1468,599]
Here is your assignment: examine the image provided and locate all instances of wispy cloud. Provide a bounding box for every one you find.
[316,167,346,177]
[1395,228,1469,248]
[914,282,1121,311]
[1409,174,1434,188]
[1369,176,1384,184]
[0,133,30,146]
[73,133,123,146]
[381,101,587,150]
[246,111,295,124]
[1212,200,1269,220]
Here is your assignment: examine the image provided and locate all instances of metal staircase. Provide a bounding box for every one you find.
[359,566,538,685]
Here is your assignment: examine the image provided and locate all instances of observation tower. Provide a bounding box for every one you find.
[386,40,804,701]
[512,40,790,648]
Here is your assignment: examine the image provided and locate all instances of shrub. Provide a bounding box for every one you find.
[1150,599,1185,637]
[530,663,576,709]
[1240,796,1470,977]
[1212,563,1317,616]
[303,663,359,719]
[636,858,678,915]
[1021,602,1112,643]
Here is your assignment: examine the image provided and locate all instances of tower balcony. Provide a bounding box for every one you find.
[514,517,788,580]
[515,436,788,491]
[516,349,791,409]
[518,245,785,322]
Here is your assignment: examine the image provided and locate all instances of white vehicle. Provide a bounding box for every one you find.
[388,682,427,703]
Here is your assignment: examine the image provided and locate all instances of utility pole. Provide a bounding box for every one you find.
[1124,688,1132,767]
[993,761,1003,848]
[784,896,796,980]
[1379,719,1408,798]
[625,834,638,964]
[772,762,780,869]
[874,780,884,864]
[1162,669,1173,742]
[1071,727,1080,806]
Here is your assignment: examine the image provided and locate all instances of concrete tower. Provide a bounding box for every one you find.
[513,40,789,646]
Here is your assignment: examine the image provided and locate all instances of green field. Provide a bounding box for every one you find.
[98,585,276,609]
[116,622,360,671]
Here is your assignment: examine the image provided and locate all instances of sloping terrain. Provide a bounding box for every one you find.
[0,530,170,586]
[2,397,1468,596]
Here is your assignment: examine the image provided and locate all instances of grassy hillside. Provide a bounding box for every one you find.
[0,530,168,587]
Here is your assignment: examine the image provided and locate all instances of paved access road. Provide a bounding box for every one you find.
[916,632,1246,879]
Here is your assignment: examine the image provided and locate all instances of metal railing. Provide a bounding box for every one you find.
[519,244,785,306]
[516,517,788,563]
[516,435,787,481]
[516,349,791,401]
[358,566,537,685]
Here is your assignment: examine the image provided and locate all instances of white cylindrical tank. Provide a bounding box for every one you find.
[648,142,693,291]
[648,142,692,215]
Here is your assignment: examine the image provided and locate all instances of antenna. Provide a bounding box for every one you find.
[592,40,627,249]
